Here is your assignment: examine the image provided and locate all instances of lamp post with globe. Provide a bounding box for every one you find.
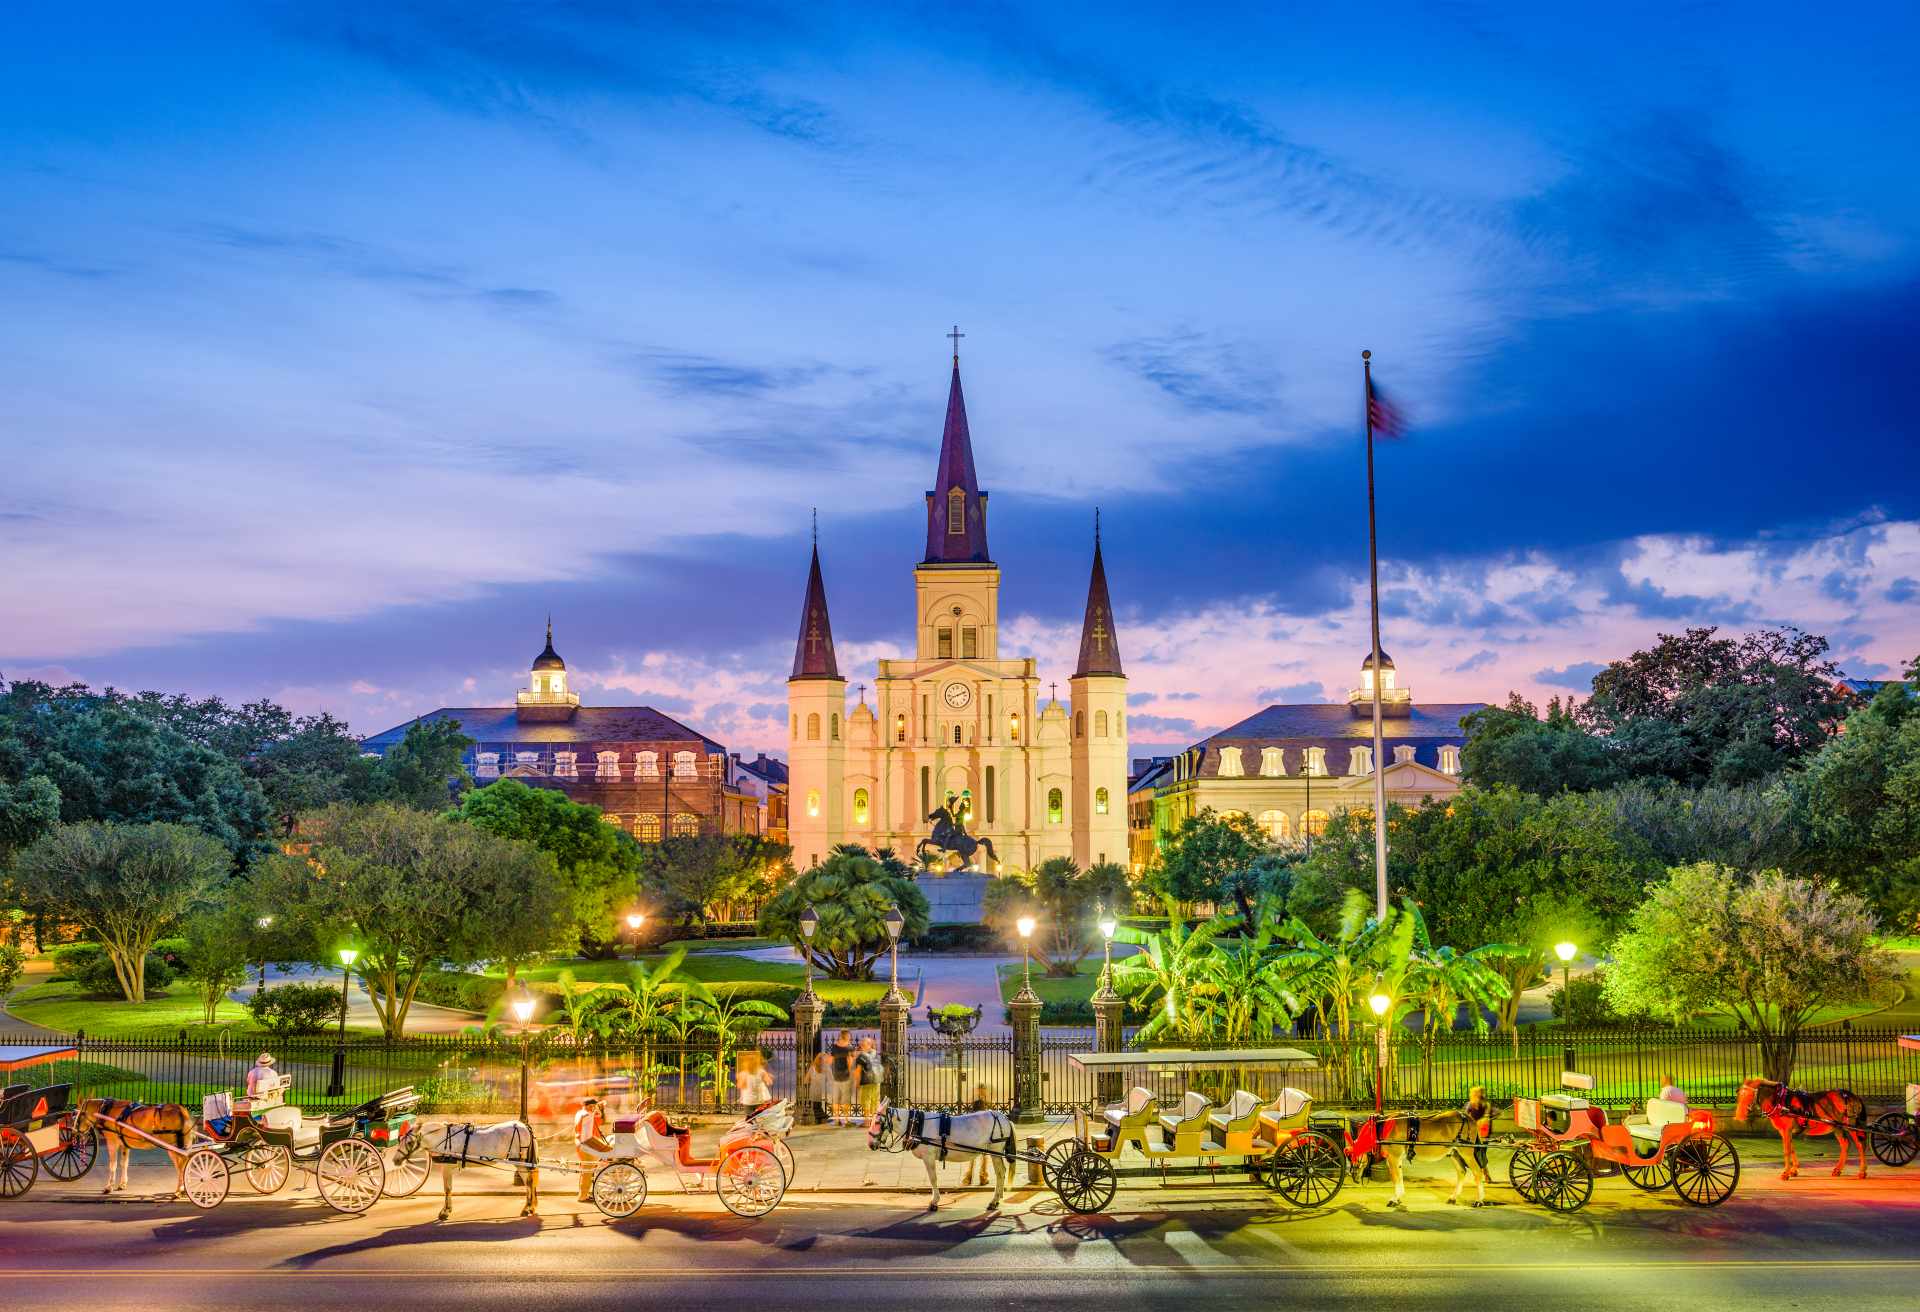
[1010,914,1041,1121]
[879,903,909,1103]
[1368,992,1392,1114]
[626,910,646,957]
[511,990,536,1124]
[1090,905,1125,1100]
[792,906,823,1121]
[327,946,358,1097]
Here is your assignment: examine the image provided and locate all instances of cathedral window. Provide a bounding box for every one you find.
[806,713,820,741]
[895,712,906,743]
[947,486,965,534]
[1009,712,1020,742]
[1259,747,1285,777]
[1095,710,1108,737]
[853,787,869,826]
[636,813,661,843]
[806,790,821,818]
[831,713,840,741]
[595,751,619,780]
[984,766,995,823]
[1350,746,1372,775]
[1305,747,1328,777]
[476,751,500,780]
[1095,786,1110,815]
[1439,745,1461,775]
[1394,745,1416,765]
[937,627,954,659]
[1047,788,1064,824]
[637,751,659,778]
[953,724,962,745]
[554,752,577,779]
[1258,809,1291,841]
[671,812,700,838]
[673,750,697,778]
[1075,711,1084,738]
[961,627,978,659]
[1217,746,1244,777]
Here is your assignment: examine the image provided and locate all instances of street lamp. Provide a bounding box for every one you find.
[625,909,646,957]
[511,990,536,1124]
[327,946,359,1097]
[1368,991,1391,1114]
[1096,905,1119,996]
[883,903,906,1004]
[253,915,274,992]
[1016,914,1037,997]
[1555,940,1578,1026]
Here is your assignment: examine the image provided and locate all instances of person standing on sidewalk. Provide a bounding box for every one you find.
[828,1029,856,1125]
[572,1096,610,1203]
[854,1036,884,1122]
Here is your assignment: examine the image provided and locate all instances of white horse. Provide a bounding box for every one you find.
[422,1121,541,1221]
[867,1099,1013,1212]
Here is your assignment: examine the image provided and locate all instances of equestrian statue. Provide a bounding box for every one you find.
[915,803,998,872]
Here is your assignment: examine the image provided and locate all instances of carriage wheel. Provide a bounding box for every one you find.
[1531,1151,1592,1213]
[182,1147,230,1210]
[1869,1112,1918,1168]
[1620,1157,1673,1192]
[382,1134,431,1198]
[243,1144,292,1195]
[1669,1134,1739,1207]
[315,1139,385,1214]
[715,1145,785,1218]
[0,1129,38,1198]
[1267,1130,1346,1209]
[1507,1145,1544,1202]
[1054,1146,1119,1215]
[1040,1139,1082,1194]
[767,1137,796,1185]
[41,1118,97,1182]
[592,1160,649,1218]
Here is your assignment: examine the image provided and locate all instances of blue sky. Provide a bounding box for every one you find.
[3,1,1918,754]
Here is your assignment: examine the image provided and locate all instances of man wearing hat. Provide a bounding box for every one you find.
[573,1096,611,1203]
[245,1052,277,1101]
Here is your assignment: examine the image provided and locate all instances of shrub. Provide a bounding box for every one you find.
[909,924,1002,952]
[152,937,190,972]
[51,942,107,979]
[73,951,174,999]
[411,970,508,1014]
[1549,970,1641,1027]
[0,943,25,999]
[248,981,345,1035]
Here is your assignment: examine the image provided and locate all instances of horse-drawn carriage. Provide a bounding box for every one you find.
[0,1083,98,1199]
[192,1073,424,1212]
[585,1098,793,1219]
[1506,1071,1740,1212]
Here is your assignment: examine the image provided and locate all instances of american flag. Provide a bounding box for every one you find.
[1367,375,1406,438]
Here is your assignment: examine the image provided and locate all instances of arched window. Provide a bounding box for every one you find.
[1302,809,1330,838]
[806,713,820,741]
[1094,786,1110,815]
[1075,711,1085,738]
[830,713,840,741]
[593,751,618,780]
[1258,809,1291,841]
[806,789,821,818]
[636,813,662,843]
[673,750,696,778]
[1439,745,1462,775]
[948,486,966,534]
[670,812,699,838]
[636,750,659,778]
[1047,788,1064,824]
[852,787,869,826]
[984,766,995,823]
[1217,746,1245,777]
[895,712,906,743]
[953,724,963,745]
[476,751,501,780]
[1095,710,1108,737]
[1009,712,1020,742]
[1260,747,1285,777]
[1394,745,1416,765]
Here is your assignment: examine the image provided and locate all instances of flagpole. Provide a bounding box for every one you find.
[1363,349,1389,922]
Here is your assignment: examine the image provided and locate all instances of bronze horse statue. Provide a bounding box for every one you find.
[915,804,998,871]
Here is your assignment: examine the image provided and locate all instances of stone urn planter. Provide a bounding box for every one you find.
[927,1004,982,1106]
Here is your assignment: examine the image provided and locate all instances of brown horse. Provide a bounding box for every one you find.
[1342,1110,1491,1207]
[1735,1078,1870,1179]
[73,1097,195,1195]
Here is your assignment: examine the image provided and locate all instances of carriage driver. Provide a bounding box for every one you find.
[245,1052,277,1100]
[573,1096,612,1202]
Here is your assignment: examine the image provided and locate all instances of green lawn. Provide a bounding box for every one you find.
[996,958,1109,1007]
[501,953,887,1006]
[2,978,386,1039]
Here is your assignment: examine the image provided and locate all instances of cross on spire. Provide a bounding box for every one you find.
[947,324,964,362]
[811,507,817,546]
[855,682,867,705]
[1049,681,1058,704]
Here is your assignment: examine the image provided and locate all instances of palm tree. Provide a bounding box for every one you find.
[1394,904,1515,1096]
[1271,890,1413,1100]
[1112,897,1236,1046]
[1192,899,1298,1045]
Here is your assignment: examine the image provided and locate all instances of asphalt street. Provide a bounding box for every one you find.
[7,1151,1918,1312]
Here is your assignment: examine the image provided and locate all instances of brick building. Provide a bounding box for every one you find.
[361,623,762,840]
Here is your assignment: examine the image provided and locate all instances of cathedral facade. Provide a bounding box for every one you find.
[786,353,1129,875]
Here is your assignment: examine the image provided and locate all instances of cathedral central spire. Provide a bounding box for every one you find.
[923,342,991,565]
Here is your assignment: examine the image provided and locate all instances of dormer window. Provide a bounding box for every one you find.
[1394,745,1416,765]
[476,751,500,780]
[1259,747,1284,777]
[1440,745,1462,775]
[948,486,966,534]
[1349,746,1372,776]
[554,752,577,778]
[1217,746,1245,777]
[595,751,620,780]
[637,750,659,778]
[1305,747,1328,777]
[673,750,697,778]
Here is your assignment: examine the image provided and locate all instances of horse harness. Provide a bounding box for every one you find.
[883,1107,1018,1164]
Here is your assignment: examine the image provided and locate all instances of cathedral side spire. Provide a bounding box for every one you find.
[922,337,991,565]
[790,538,841,680]
[1073,518,1124,678]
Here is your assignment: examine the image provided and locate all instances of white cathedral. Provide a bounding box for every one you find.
[786,348,1130,874]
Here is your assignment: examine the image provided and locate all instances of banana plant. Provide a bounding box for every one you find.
[1111,897,1235,1045]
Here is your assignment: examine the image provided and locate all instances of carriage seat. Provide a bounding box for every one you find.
[1145,1092,1213,1158]
[1542,1072,1595,1113]
[1103,1086,1155,1127]
[1205,1091,1265,1153]
[1624,1097,1689,1143]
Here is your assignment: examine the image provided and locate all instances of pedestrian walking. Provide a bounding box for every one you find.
[828,1029,857,1125]
[735,1050,774,1108]
[855,1035,884,1121]
[805,1052,833,1124]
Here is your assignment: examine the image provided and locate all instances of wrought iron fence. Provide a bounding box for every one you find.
[901,1030,1014,1111]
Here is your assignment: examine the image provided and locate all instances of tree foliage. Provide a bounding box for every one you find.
[10,821,230,1001]
[1793,675,1920,930]
[177,899,258,1025]
[757,845,929,980]
[1148,809,1273,911]
[638,833,791,932]
[1604,863,1896,1081]
[982,857,1131,976]
[254,803,570,1038]
[1461,693,1623,794]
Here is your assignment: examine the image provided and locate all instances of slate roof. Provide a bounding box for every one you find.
[1183,702,1486,778]
[360,705,725,754]
[923,360,991,564]
[734,752,790,786]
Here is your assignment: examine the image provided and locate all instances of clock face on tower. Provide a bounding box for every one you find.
[943,682,973,709]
